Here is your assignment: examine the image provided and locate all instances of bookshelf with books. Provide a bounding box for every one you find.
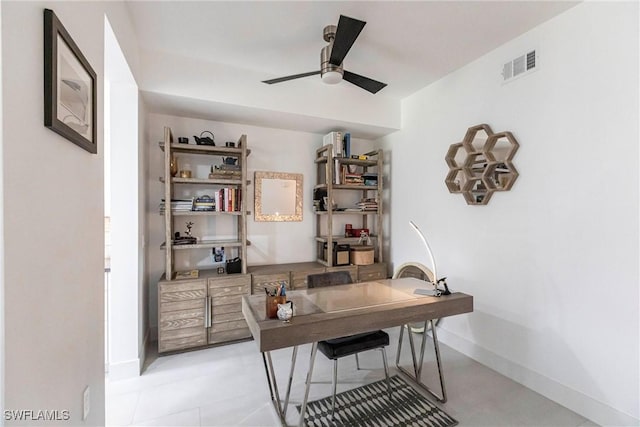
[314,137,386,279]
[157,126,251,353]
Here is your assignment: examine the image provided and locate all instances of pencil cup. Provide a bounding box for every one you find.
[266,295,286,319]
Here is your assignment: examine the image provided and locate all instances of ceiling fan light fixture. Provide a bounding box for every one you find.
[321,70,343,84]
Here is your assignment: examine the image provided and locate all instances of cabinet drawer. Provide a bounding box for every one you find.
[211,294,243,306]
[208,283,249,298]
[208,327,251,345]
[208,275,251,288]
[251,273,290,295]
[160,299,203,313]
[161,325,205,341]
[160,308,206,332]
[357,263,388,282]
[211,311,244,323]
[210,319,247,333]
[291,268,326,290]
[159,333,207,353]
[159,280,207,303]
[210,303,241,316]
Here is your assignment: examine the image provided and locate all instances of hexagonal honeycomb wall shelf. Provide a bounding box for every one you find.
[445,124,519,205]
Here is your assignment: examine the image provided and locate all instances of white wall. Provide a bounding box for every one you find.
[379,2,639,425]
[145,113,373,334]
[0,1,4,422]
[1,1,140,424]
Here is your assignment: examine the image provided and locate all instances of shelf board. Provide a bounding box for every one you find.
[161,239,248,250]
[159,141,251,156]
[160,177,243,185]
[162,210,246,216]
[313,184,378,191]
[314,157,378,167]
[315,235,378,243]
[314,210,378,215]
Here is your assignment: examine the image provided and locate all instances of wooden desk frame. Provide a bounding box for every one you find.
[242,278,473,426]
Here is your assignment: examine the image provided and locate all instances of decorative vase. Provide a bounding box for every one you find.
[170,156,178,177]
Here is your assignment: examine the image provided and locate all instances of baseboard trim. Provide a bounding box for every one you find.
[107,358,140,381]
[436,328,639,427]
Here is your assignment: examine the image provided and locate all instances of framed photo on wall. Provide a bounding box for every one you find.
[43,8,97,154]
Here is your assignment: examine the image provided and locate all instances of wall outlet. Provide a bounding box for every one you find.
[83,386,90,420]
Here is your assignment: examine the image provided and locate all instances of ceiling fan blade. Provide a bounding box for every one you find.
[262,71,321,84]
[329,15,366,66]
[343,70,387,94]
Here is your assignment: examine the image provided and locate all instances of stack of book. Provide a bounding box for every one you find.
[214,188,242,212]
[193,195,215,211]
[344,173,364,185]
[159,198,194,214]
[209,164,241,179]
[357,198,378,212]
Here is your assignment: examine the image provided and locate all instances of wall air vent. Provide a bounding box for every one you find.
[502,49,538,83]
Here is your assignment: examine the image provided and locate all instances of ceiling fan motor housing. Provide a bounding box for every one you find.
[321,25,343,83]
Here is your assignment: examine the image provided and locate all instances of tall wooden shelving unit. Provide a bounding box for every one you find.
[314,143,384,271]
[157,127,252,353]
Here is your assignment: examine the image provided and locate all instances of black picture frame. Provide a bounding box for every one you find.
[44,9,97,154]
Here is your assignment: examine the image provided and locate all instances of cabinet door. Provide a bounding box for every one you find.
[357,263,388,282]
[158,279,207,353]
[208,275,251,344]
[251,272,291,295]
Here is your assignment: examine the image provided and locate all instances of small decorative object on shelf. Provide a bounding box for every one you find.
[175,269,199,280]
[226,257,242,274]
[194,130,215,146]
[170,155,178,177]
[173,221,197,245]
[178,137,188,144]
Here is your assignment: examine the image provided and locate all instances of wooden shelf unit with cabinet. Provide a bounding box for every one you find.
[157,126,251,353]
[248,261,387,294]
[314,144,384,268]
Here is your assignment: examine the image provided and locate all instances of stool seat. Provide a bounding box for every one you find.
[318,331,390,359]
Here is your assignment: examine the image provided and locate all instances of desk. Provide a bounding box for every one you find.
[242,277,473,426]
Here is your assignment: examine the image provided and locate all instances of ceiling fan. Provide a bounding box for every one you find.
[262,15,387,94]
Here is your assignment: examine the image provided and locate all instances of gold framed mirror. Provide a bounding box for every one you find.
[254,171,303,222]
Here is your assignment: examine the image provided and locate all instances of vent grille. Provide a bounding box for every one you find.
[502,49,537,82]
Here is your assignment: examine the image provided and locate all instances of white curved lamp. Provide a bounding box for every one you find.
[409,220,441,296]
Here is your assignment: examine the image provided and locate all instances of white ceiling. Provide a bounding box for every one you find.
[126,1,578,136]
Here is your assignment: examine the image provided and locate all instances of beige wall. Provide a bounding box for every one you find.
[2,1,140,425]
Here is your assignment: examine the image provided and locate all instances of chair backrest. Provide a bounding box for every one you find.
[392,262,434,283]
[307,271,353,288]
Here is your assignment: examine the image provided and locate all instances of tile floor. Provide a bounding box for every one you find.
[106,328,598,426]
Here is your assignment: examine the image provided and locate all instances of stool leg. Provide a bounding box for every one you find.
[331,359,338,417]
[355,353,360,370]
[381,347,392,398]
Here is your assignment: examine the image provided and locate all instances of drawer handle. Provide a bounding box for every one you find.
[205,296,212,328]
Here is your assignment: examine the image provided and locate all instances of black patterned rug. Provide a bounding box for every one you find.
[297,375,457,427]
